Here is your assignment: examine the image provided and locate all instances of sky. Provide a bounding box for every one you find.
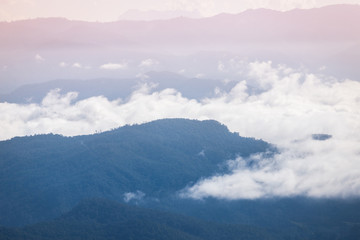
[1,0,360,21]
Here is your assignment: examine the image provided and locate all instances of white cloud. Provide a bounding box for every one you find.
[72,62,82,68]
[198,149,206,157]
[123,190,145,202]
[35,54,44,61]
[181,138,360,199]
[139,58,159,67]
[1,61,360,199]
[71,62,91,69]
[100,62,127,70]
[319,65,327,71]
[217,61,225,72]
[216,57,247,77]
[195,73,205,78]
[59,62,68,67]
[136,73,149,80]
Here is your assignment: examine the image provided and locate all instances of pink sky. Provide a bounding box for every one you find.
[1,0,360,22]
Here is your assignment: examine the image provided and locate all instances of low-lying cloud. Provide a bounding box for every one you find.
[100,62,128,70]
[35,54,45,62]
[181,137,360,199]
[139,58,159,67]
[1,61,359,199]
[123,190,145,203]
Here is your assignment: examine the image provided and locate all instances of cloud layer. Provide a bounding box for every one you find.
[1,61,359,199]
[100,62,128,70]
[181,138,360,199]
[124,190,145,203]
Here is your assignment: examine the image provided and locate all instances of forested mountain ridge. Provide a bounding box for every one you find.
[0,118,272,226]
[1,198,359,240]
[0,198,278,240]
[1,119,360,239]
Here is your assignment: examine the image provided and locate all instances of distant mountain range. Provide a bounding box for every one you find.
[1,4,359,92]
[1,5,358,49]
[118,9,202,21]
[0,72,228,103]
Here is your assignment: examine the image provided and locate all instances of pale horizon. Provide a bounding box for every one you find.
[1,0,360,22]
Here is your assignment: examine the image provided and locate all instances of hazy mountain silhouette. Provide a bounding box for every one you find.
[1,4,359,92]
[1,5,359,49]
[118,9,202,21]
[0,72,228,103]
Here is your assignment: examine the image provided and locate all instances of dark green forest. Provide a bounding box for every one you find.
[0,199,280,240]
[0,119,359,239]
[0,119,271,226]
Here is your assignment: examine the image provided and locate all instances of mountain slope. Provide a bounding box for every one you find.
[0,198,278,240]
[0,72,227,103]
[0,118,272,226]
[1,119,359,240]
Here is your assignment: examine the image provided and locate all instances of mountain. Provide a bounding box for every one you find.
[0,119,272,226]
[1,5,359,92]
[1,118,360,239]
[0,198,278,240]
[118,10,202,21]
[154,197,360,240]
[1,5,359,49]
[0,72,229,103]
[1,198,359,240]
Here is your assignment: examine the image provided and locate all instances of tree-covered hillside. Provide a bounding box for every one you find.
[1,118,359,240]
[0,199,279,240]
[0,119,271,226]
